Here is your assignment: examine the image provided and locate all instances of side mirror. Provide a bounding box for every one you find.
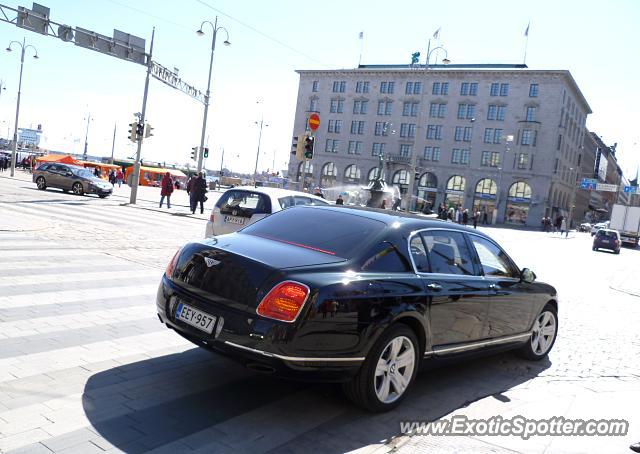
[521,268,536,283]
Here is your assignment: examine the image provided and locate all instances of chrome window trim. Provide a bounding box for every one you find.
[407,227,521,280]
[224,341,365,363]
[424,332,531,357]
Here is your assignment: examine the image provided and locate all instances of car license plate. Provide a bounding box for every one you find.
[224,215,245,225]
[601,240,609,244]
[175,302,216,334]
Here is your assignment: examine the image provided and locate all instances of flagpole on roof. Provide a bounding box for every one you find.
[523,21,530,65]
[357,31,364,67]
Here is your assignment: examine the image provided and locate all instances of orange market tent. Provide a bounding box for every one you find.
[36,154,81,165]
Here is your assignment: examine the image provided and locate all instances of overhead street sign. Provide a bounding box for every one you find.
[595,183,618,192]
[623,185,639,194]
[308,113,320,131]
[580,182,596,190]
[150,62,204,103]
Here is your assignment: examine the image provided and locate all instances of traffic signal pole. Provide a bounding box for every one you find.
[129,27,155,205]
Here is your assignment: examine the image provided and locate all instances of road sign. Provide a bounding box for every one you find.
[595,183,618,192]
[581,178,597,184]
[308,113,320,131]
[580,182,596,190]
[623,185,639,193]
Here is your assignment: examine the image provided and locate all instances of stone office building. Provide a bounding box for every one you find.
[287,64,592,227]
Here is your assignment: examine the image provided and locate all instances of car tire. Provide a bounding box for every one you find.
[98,194,109,199]
[342,324,419,412]
[615,249,620,255]
[517,304,558,361]
[72,182,84,196]
[36,177,46,190]
[592,247,596,251]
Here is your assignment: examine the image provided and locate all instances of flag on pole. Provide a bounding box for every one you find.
[359,31,364,39]
[433,27,441,39]
[524,22,530,37]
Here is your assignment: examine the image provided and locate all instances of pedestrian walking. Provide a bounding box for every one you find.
[0,156,5,172]
[392,197,401,211]
[189,172,208,214]
[94,167,101,178]
[116,169,124,187]
[482,207,489,225]
[108,170,116,186]
[473,211,479,229]
[381,199,387,210]
[560,217,568,237]
[159,172,174,209]
[555,215,562,233]
[462,209,469,226]
[335,194,344,205]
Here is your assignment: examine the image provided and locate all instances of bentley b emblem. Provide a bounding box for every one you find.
[204,257,221,267]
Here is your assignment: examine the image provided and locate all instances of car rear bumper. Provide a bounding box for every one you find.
[204,221,213,238]
[156,277,363,382]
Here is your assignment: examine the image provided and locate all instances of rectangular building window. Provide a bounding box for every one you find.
[457,103,475,119]
[469,82,478,95]
[500,83,509,96]
[327,119,342,133]
[526,106,536,122]
[348,141,363,154]
[490,151,500,167]
[490,83,499,96]
[464,126,472,142]
[350,120,365,135]
[529,83,538,97]
[460,82,469,96]
[423,146,441,161]
[403,102,419,116]
[487,105,497,120]
[497,105,506,121]
[426,125,442,140]
[493,128,502,144]
[521,129,532,145]
[429,102,446,118]
[452,148,470,165]
[456,126,472,142]
[325,139,340,153]
[405,81,421,94]
[377,100,393,115]
[432,81,449,95]
[374,122,388,136]
[330,99,344,113]
[399,144,412,158]
[454,126,464,141]
[380,81,395,94]
[353,100,368,114]
[517,153,529,169]
[332,81,346,93]
[484,128,493,143]
[399,123,416,138]
[309,99,318,112]
[312,81,319,92]
[481,151,491,166]
[372,142,386,156]
[356,81,370,93]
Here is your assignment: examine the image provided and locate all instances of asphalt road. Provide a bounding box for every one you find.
[1,173,639,454]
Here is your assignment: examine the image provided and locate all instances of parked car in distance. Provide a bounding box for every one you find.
[33,163,113,198]
[590,221,610,236]
[578,222,592,232]
[204,186,328,237]
[159,206,559,412]
[592,229,621,254]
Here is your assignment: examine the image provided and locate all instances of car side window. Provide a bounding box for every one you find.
[421,231,475,275]
[278,196,294,209]
[409,235,429,272]
[361,242,410,272]
[469,236,520,278]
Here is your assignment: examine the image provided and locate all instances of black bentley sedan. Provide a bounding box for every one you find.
[157,206,558,412]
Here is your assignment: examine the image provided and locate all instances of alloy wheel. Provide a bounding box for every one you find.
[72,183,83,195]
[530,311,556,355]
[36,177,46,190]
[374,336,415,404]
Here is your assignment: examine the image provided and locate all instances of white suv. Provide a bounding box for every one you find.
[205,186,328,237]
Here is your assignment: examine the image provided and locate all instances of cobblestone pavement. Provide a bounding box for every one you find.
[1,174,639,454]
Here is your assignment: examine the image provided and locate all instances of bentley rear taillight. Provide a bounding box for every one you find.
[256,281,310,322]
[165,248,182,279]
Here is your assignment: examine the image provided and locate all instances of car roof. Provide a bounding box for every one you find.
[224,186,328,203]
[295,205,494,238]
[598,229,618,234]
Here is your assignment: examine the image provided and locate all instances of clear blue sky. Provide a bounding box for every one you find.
[0,0,638,178]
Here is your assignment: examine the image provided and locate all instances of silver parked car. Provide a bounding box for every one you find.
[33,163,113,198]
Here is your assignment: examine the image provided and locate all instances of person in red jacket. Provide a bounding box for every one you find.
[159,172,174,209]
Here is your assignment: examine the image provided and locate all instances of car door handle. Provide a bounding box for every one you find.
[487,283,498,291]
[427,283,443,291]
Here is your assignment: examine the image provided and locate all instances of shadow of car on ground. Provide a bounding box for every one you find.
[82,344,550,453]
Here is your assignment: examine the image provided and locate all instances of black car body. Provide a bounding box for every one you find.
[157,206,558,411]
[592,229,621,254]
[33,163,113,197]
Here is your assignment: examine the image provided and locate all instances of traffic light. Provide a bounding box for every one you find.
[295,135,305,161]
[136,122,144,138]
[190,147,198,161]
[128,122,137,142]
[303,134,315,160]
[203,147,209,158]
[144,123,154,138]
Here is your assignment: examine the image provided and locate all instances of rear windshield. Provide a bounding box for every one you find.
[241,207,386,258]
[597,230,617,238]
[278,195,328,209]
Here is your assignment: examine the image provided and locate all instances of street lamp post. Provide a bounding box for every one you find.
[253,115,268,185]
[196,17,230,174]
[83,112,92,161]
[495,134,514,224]
[405,46,450,212]
[5,38,38,177]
